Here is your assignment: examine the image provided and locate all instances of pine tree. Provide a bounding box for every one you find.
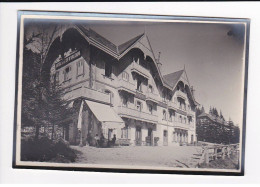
[22,22,63,140]
[44,83,73,140]
[201,105,205,113]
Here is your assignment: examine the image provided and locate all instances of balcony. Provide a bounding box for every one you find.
[131,62,150,79]
[187,109,195,117]
[176,90,187,100]
[146,92,159,103]
[171,121,192,130]
[117,79,136,95]
[118,106,158,123]
[168,101,178,110]
[63,86,110,104]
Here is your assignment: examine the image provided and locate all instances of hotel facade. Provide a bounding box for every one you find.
[46,24,198,146]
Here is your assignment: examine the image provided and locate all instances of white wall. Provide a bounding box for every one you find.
[1,2,260,184]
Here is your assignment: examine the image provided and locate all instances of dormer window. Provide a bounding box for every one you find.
[105,62,112,78]
[162,91,166,102]
[64,66,71,81]
[122,71,129,81]
[77,60,83,76]
[148,85,153,93]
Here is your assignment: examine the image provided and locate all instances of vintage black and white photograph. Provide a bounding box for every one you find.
[13,11,249,175]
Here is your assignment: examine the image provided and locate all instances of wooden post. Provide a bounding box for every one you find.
[227,146,231,158]
[204,147,209,165]
[214,147,218,160]
[222,147,226,159]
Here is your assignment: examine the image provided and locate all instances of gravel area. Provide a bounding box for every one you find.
[71,145,202,168]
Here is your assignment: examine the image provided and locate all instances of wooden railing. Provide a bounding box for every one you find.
[198,143,240,166]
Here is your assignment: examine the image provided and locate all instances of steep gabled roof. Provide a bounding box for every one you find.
[61,24,196,99]
[163,70,184,88]
[118,33,144,54]
[88,28,118,53]
[198,113,228,125]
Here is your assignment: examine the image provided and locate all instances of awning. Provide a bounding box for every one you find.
[102,121,124,129]
[85,100,124,123]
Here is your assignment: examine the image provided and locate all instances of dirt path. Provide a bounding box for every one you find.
[71,145,202,168]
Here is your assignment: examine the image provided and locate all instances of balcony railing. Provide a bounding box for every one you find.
[63,86,111,104]
[187,109,195,117]
[176,90,187,100]
[169,120,192,129]
[146,92,160,103]
[118,106,158,123]
[117,79,136,94]
[168,101,178,110]
[131,62,150,79]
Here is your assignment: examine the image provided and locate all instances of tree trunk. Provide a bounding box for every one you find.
[35,124,40,140]
[51,123,55,140]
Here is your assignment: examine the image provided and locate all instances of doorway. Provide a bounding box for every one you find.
[163,130,168,146]
[135,126,142,146]
[147,128,153,146]
[108,129,113,140]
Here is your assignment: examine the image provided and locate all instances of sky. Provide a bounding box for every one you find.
[25,19,246,126]
[80,20,245,126]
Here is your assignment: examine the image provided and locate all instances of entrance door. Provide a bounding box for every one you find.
[191,134,194,144]
[135,127,142,146]
[147,128,153,146]
[64,125,69,141]
[108,129,113,140]
[163,130,168,146]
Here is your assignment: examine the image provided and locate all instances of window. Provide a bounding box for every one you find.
[184,117,186,124]
[174,97,177,104]
[162,91,166,102]
[169,111,173,122]
[64,66,72,81]
[105,90,114,105]
[148,85,153,93]
[55,71,59,83]
[77,60,84,76]
[137,79,142,92]
[188,116,192,124]
[122,71,129,81]
[136,101,142,111]
[105,63,112,77]
[173,132,176,142]
[148,104,153,114]
[179,115,182,123]
[122,96,128,107]
[121,127,128,139]
[163,110,167,120]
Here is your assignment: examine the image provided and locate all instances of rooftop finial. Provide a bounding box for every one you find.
[158,52,161,63]
[144,25,147,34]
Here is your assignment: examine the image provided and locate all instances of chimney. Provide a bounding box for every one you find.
[157,52,162,72]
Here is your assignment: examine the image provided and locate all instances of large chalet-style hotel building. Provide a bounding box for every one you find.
[45,24,198,146]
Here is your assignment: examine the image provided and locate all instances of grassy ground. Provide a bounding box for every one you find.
[71,145,202,168]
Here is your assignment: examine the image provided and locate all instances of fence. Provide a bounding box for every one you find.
[198,143,240,166]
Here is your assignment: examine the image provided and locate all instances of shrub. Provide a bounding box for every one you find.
[21,137,77,162]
